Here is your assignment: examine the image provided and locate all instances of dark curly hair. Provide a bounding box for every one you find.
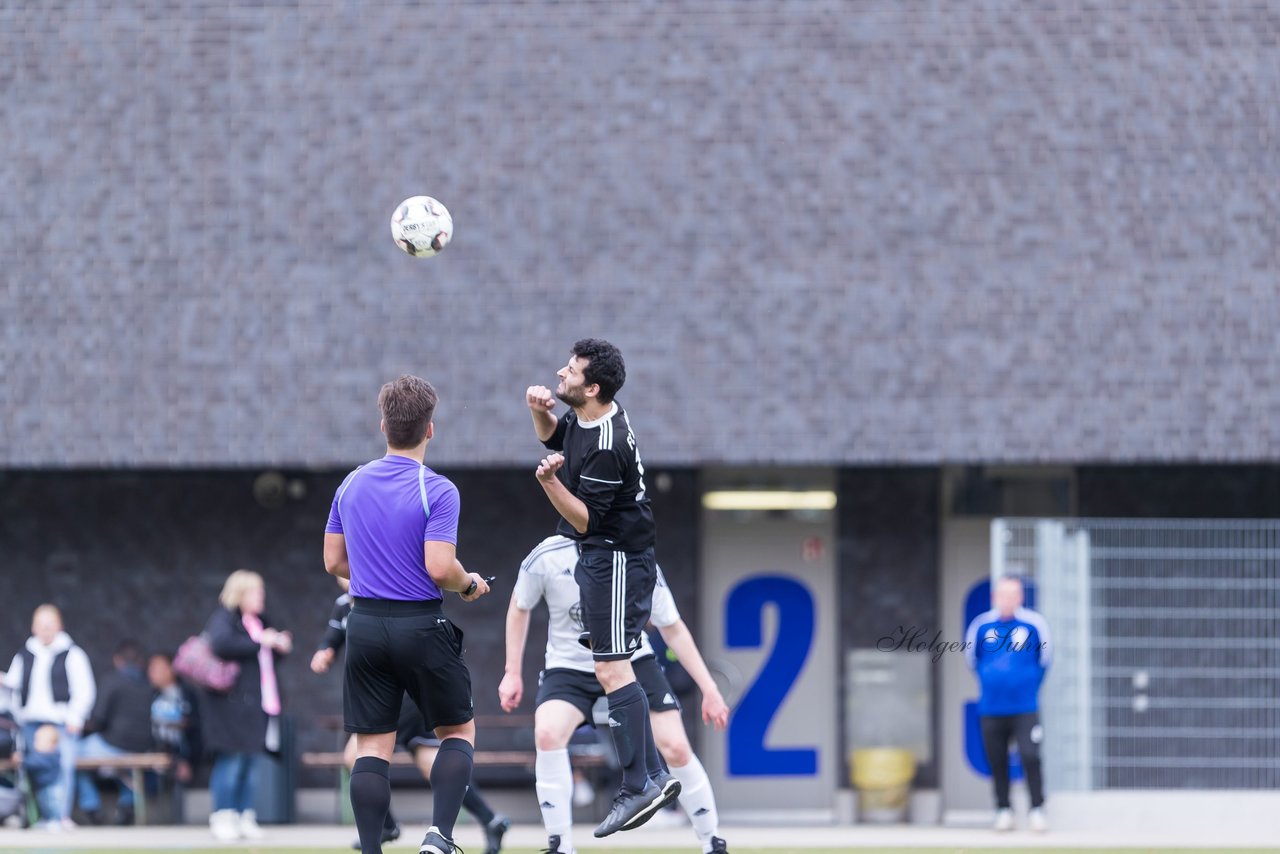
[572,338,626,403]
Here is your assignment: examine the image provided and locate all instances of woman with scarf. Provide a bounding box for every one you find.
[201,569,291,842]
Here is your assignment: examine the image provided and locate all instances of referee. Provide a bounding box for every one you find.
[526,338,680,837]
[324,375,491,854]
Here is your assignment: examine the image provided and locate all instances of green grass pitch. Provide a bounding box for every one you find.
[6,848,1278,854]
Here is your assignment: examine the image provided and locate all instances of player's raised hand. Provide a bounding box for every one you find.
[526,385,556,411]
[702,688,730,730]
[536,453,565,482]
[498,672,523,712]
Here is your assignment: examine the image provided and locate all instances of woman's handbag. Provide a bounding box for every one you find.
[173,633,240,692]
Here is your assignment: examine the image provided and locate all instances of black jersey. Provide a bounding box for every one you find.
[543,402,656,552]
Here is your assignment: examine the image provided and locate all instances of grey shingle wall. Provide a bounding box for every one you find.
[4,1,1278,466]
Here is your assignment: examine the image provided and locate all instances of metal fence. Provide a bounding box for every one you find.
[992,519,1280,790]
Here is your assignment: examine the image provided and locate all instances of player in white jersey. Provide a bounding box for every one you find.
[499,536,731,854]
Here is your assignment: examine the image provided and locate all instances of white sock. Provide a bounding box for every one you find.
[670,753,719,848]
[535,747,574,851]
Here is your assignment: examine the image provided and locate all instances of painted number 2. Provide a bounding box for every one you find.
[724,575,818,776]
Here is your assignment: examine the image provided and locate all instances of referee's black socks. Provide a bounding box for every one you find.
[431,737,475,840]
[606,681,653,793]
[350,756,391,854]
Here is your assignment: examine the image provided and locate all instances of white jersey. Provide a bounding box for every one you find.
[514,535,681,673]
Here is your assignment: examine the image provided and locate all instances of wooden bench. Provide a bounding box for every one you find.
[0,752,174,826]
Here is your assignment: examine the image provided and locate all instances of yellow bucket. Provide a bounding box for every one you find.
[851,748,915,823]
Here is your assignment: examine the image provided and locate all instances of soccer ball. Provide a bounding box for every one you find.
[390,196,453,257]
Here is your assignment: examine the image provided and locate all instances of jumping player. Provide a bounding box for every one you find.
[310,579,510,853]
[500,534,732,854]
[324,375,491,854]
[526,338,678,837]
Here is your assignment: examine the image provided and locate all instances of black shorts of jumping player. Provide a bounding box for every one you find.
[574,545,656,662]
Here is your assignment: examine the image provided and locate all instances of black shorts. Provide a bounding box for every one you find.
[394,699,438,753]
[535,656,680,726]
[535,667,604,725]
[575,546,656,661]
[343,598,474,735]
[633,655,681,713]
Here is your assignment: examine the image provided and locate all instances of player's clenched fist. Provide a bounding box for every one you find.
[498,672,523,712]
[536,453,565,482]
[526,385,556,411]
[310,647,335,674]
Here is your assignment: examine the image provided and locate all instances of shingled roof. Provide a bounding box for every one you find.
[4,1,1277,466]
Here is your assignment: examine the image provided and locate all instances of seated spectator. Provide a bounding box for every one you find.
[76,640,156,825]
[2,604,95,829]
[148,653,200,784]
[24,724,64,831]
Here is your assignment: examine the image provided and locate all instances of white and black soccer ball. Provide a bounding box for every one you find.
[390,196,452,258]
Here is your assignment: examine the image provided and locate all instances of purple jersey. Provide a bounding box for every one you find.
[325,455,460,601]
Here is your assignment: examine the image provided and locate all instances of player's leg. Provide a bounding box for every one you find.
[396,695,508,853]
[980,714,1014,829]
[577,548,651,790]
[594,654,651,793]
[409,743,439,778]
[627,656,677,800]
[424,719,474,849]
[534,669,600,852]
[399,609,475,854]
[636,654,726,853]
[346,732,400,850]
[343,733,359,767]
[535,701,587,852]
[402,709,504,839]
[617,551,672,801]
[349,732,397,854]
[584,548,677,836]
[650,710,724,850]
[466,785,510,854]
[414,726,509,854]
[344,606,406,854]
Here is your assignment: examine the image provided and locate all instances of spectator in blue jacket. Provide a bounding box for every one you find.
[964,576,1051,833]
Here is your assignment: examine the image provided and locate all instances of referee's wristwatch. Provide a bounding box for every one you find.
[462,576,479,597]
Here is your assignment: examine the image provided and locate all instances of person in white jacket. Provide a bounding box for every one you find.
[2,604,96,827]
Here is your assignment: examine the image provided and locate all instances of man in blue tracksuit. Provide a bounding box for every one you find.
[964,576,1051,832]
